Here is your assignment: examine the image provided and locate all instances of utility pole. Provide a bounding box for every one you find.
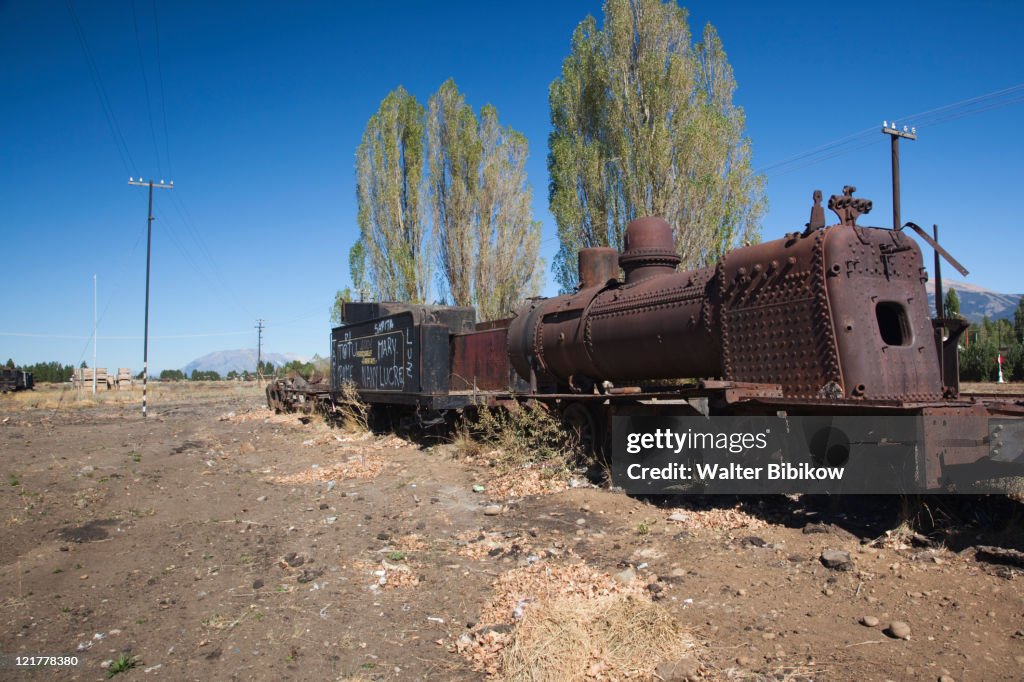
[93,274,97,396]
[933,225,943,319]
[256,319,265,385]
[128,177,174,417]
[881,121,916,230]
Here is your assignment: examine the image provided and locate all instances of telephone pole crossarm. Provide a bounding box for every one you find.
[128,179,175,189]
[881,122,917,231]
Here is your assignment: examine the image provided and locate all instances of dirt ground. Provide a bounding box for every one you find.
[2,383,1024,681]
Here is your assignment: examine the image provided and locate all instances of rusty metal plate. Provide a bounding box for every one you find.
[824,226,942,402]
[450,328,517,392]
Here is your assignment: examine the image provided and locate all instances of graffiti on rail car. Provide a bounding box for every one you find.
[332,313,418,392]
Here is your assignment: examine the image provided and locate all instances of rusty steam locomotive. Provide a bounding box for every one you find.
[267,187,1024,490]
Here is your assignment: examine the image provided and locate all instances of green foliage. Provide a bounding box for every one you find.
[226,370,239,380]
[960,338,995,381]
[4,358,13,368]
[349,240,366,292]
[159,369,186,381]
[331,288,353,326]
[17,361,75,383]
[1008,341,1024,381]
[355,87,430,303]
[258,360,276,377]
[281,359,316,379]
[959,318,1024,382]
[548,0,766,291]
[106,654,136,678]
[985,317,1013,347]
[332,243,367,325]
[944,288,961,318]
[1001,345,1019,382]
[1015,296,1024,343]
[189,369,221,381]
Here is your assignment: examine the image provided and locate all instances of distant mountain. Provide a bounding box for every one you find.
[925,279,1021,323]
[182,349,308,376]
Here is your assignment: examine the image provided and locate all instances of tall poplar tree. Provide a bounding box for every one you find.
[548,0,766,291]
[355,87,430,302]
[475,104,542,320]
[352,82,541,318]
[944,288,961,318]
[428,80,482,307]
[426,79,541,318]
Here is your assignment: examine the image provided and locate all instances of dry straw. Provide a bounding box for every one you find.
[498,593,695,681]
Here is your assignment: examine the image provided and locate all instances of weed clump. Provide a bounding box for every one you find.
[335,381,370,432]
[106,653,137,677]
[463,404,581,472]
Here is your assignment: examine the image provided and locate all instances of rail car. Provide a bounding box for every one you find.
[0,368,34,393]
[268,187,1024,490]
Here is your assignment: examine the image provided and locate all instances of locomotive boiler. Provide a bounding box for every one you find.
[508,186,947,402]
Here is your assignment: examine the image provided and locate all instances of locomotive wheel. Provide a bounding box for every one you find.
[561,402,605,458]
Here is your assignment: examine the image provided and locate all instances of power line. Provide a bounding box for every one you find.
[131,0,162,178]
[167,190,255,317]
[898,83,1024,128]
[766,138,880,178]
[151,0,174,179]
[916,94,1024,128]
[64,0,138,176]
[757,82,1024,176]
[756,126,877,174]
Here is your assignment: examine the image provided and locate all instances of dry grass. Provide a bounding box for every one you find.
[665,505,770,531]
[334,381,370,432]
[499,594,695,682]
[961,381,1024,396]
[268,454,385,484]
[458,561,697,680]
[454,404,581,472]
[450,404,584,498]
[476,562,646,628]
[454,530,537,561]
[391,534,429,552]
[222,407,308,426]
[0,381,263,412]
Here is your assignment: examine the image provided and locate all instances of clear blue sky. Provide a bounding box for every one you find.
[2,0,1022,373]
